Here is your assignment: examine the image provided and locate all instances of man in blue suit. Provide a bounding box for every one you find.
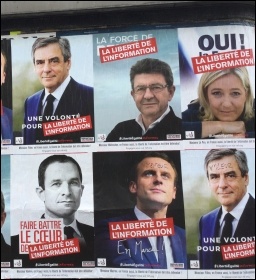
[95,151,187,269]
[199,149,255,269]
[1,49,12,144]
[23,37,94,145]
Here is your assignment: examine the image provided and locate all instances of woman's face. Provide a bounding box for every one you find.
[207,73,247,121]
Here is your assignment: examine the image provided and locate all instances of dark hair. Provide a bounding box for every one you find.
[129,151,178,186]
[130,58,174,89]
[32,37,71,64]
[38,155,82,189]
[204,149,249,178]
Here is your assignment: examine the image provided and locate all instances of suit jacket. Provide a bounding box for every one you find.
[106,106,181,142]
[95,211,187,269]
[199,194,255,269]
[1,105,13,144]
[1,233,11,263]
[11,219,94,268]
[23,77,94,144]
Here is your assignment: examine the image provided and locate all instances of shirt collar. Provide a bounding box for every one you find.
[134,206,166,220]
[42,75,71,104]
[220,192,250,223]
[135,106,170,134]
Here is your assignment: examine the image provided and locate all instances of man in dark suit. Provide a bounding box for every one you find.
[23,37,94,145]
[199,149,255,269]
[106,58,181,142]
[1,48,13,144]
[95,152,187,269]
[11,154,94,267]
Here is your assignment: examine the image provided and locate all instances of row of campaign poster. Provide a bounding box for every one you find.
[1,22,255,279]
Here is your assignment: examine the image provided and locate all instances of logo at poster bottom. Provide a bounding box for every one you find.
[82,261,95,267]
[97,258,106,266]
[13,259,22,267]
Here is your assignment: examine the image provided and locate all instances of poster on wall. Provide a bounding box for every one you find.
[1,22,255,279]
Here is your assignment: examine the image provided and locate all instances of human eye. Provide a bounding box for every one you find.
[51,181,61,187]
[70,179,80,186]
[209,174,219,181]
[211,90,222,97]
[143,170,155,177]
[50,57,59,65]
[135,86,146,95]
[226,173,236,179]
[35,60,44,66]
[230,91,242,97]
[161,172,170,179]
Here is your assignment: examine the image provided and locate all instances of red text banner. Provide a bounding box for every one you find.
[192,49,254,74]
[109,218,174,240]
[99,38,158,63]
[28,238,80,260]
[42,115,92,136]
[221,241,255,261]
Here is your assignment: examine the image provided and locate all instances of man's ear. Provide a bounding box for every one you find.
[36,186,45,202]
[129,181,137,194]
[80,185,84,196]
[168,85,175,101]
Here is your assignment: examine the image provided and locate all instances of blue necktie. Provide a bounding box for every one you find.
[157,236,167,269]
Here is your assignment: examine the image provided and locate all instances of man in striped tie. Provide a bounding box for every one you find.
[199,149,255,269]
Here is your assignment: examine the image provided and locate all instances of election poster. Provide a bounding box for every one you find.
[178,25,255,140]
[181,148,255,273]
[9,153,95,274]
[1,21,255,279]
[11,33,94,146]
[93,28,182,142]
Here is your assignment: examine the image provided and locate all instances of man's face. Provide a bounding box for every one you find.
[37,161,84,219]
[130,157,176,212]
[207,155,248,212]
[1,52,6,86]
[34,43,71,93]
[131,73,174,121]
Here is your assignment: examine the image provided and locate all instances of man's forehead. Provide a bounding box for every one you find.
[207,156,238,172]
[139,157,171,170]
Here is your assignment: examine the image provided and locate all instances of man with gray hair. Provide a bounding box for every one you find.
[199,149,255,269]
[23,37,94,144]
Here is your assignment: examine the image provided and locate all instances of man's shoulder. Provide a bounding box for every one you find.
[113,119,136,127]
[201,207,220,222]
[26,89,44,102]
[69,77,93,93]
[76,220,94,235]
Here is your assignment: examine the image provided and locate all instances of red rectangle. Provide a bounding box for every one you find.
[109,218,174,240]
[28,238,80,260]
[99,38,158,63]
[43,115,92,136]
[221,241,255,261]
[191,49,254,74]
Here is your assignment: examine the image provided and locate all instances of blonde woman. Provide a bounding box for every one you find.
[182,67,255,139]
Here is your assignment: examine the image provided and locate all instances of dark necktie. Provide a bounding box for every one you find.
[221,213,234,244]
[64,226,75,239]
[43,94,55,120]
[157,236,167,269]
